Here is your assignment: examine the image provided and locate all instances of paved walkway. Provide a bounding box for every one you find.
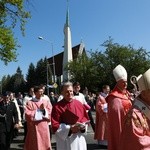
[10,111,107,150]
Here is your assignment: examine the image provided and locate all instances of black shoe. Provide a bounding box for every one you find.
[98,145,108,149]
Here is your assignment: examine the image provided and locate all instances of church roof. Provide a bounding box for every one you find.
[47,43,85,77]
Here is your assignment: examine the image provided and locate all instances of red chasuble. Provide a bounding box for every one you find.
[106,85,132,150]
[51,99,89,133]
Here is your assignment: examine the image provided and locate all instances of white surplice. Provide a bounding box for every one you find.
[55,123,87,150]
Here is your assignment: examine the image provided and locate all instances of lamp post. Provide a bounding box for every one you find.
[38,36,56,92]
[0,80,2,94]
[46,63,49,95]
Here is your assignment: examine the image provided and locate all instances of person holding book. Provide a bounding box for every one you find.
[24,86,52,150]
[51,82,89,150]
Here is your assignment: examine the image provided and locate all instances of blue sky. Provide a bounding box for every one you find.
[1,0,150,80]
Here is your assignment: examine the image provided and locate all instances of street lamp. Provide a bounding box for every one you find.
[38,36,56,92]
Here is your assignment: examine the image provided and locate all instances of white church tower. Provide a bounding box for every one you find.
[62,1,73,81]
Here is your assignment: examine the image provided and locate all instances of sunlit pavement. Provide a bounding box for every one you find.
[10,111,107,150]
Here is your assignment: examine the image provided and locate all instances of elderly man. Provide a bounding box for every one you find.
[51,82,89,150]
[106,64,132,150]
[120,68,150,150]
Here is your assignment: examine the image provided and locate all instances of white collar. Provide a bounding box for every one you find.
[32,97,42,102]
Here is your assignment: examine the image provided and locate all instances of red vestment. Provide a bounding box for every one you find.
[106,86,132,150]
[24,99,52,150]
[94,95,108,141]
[120,99,150,150]
[51,98,89,133]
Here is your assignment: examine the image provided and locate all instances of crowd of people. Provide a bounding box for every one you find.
[0,64,150,150]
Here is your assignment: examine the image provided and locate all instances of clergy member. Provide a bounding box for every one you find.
[106,64,132,150]
[51,82,89,150]
[24,86,52,150]
[94,85,110,149]
[120,68,150,150]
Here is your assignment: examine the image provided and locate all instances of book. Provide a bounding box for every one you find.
[34,109,43,121]
[61,109,79,125]
[75,120,90,128]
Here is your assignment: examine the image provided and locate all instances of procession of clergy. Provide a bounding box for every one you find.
[1,64,150,150]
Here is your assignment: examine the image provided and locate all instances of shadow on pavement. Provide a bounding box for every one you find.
[87,143,100,150]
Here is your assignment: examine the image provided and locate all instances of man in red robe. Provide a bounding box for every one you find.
[120,68,150,150]
[94,85,110,149]
[51,82,89,150]
[24,86,52,150]
[106,64,132,150]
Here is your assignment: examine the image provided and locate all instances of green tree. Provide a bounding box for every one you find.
[13,67,25,93]
[0,0,30,64]
[91,38,150,89]
[2,74,15,92]
[68,38,150,92]
[0,75,9,94]
[26,57,53,90]
[35,58,47,85]
[1,67,26,93]
[26,62,36,88]
[68,53,99,92]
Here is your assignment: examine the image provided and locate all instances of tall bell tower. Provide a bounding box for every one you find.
[62,0,73,81]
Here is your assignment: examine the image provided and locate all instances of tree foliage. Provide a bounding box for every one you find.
[68,53,99,92]
[0,0,30,64]
[1,67,26,94]
[26,62,36,88]
[91,38,150,90]
[68,38,150,92]
[34,58,47,85]
[26,57,53,89]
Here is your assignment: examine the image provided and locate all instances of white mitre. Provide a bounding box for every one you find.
[137,68,150,91]
[113,64,127,82]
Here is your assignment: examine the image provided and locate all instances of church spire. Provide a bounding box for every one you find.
[66,0,69,27]
[62,0,73,81]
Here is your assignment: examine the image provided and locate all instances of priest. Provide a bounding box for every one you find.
[51,82,89,150]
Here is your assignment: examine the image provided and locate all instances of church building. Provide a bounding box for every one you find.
[48,2,86,83]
